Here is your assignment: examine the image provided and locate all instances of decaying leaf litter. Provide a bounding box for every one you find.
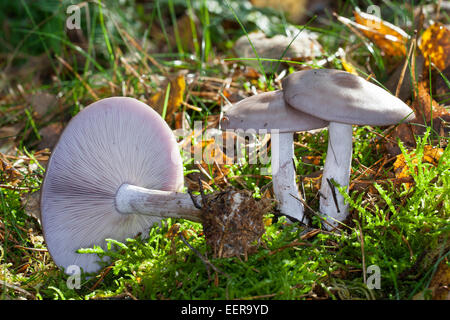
[0,0,449,300]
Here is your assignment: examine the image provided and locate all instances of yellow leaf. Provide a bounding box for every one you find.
[419,22,450,70]
[393,145,444,189]
[423,145,444,165]
[149,73,186,120]
[341,57,358,75]
[354,10,409,57]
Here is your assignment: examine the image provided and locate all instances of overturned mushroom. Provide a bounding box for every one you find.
[220,90,328,224]
[282,69,415,230]
[41,97,202,274]
[41,97,272,274]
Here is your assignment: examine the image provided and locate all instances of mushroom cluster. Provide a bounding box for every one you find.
[41,69,415,274]
[222,68,415,230]
[220,90,327,225]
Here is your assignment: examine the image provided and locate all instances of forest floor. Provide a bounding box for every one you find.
[0,0,449,300]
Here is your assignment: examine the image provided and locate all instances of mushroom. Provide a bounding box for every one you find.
[282,69,415,230]
[220,90,328,224]
[41,97,201,273]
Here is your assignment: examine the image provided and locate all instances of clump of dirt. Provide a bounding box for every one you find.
[200,187,274,259]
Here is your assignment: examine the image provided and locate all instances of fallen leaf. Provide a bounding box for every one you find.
[200,140,232,187]
[26,92,57,119]
[353,9,409,57]
[149,73,186,122]
[0,153,23,186]
[303,173,322,191]
[176,12,202,54]
[419,22,450,70]
[38,123,63,150]
[411,81,450,134]
[393,145,444,189]
[0,125,21,155]
[387,81,450,155]
[385,53,425,101]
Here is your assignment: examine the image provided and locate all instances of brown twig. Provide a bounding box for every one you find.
[0,280,35,299]
[289,193,337,230]
[265,240,311,257]
[356,223,367,285]
[55,55,98,100]
[90,264,114,291]
[326,178,341,214]
[395,30,417,97]
[178,232,231,279]
[13,245,48,252]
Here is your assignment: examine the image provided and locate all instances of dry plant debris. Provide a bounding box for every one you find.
[393,145,444,189]
[199,187,274,259]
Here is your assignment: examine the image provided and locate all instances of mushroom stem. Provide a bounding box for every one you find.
[115,184,202,222]
[271,132,307,223]
[319,122,352,229]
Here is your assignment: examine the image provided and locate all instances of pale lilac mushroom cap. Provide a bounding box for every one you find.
[282,68,415,229]
[41,97,184,273]
[221,90,328,224]
[221,90,328,132]
[282,68,415,126]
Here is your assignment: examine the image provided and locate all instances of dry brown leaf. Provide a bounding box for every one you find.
[200,141,232,188]
[0,153,23,186]
[38,123,63,151]
[411,81,450,134]
[176,12,201,54]
[353,10,409,57]
[26,92,57,120]
[22,190,41,223]
[419,22,450,70]
[303,174,322,191]
[0,125,21,155]
[385,53,425,101]
[387,81,449,155]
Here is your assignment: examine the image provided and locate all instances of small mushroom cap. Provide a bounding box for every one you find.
[41,97,183,274]
[220,90,328,133]
[282,69,416,126]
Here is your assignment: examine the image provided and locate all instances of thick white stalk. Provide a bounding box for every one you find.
[319,122,353,230]
[115,184,202,222]
[271,132,307,223]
